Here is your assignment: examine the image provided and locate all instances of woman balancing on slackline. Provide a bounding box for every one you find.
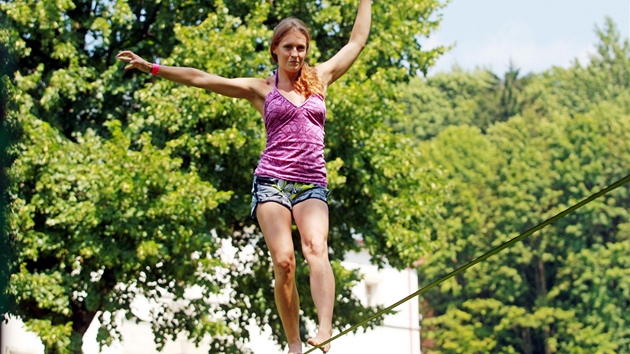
[118,1,371,353]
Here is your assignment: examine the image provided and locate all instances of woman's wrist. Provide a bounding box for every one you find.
[150,63,160,75]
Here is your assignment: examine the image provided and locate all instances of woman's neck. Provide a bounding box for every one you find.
[277,68,300,87]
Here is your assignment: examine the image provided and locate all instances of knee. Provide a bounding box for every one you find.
[302,238,328,261]
[273,252,296,275]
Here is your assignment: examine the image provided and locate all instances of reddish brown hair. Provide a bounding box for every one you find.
[270,18,324,97]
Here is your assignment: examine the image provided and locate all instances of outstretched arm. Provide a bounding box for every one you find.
[117,51,268,110]
[316,0,372,88]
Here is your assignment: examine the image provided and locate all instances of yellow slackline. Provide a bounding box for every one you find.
[304,174,630,353]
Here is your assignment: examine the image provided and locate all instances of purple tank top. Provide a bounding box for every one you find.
[254,74,328,187]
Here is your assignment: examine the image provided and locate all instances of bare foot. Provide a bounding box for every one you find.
[307,332,332,353]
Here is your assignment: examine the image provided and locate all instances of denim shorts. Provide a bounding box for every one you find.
[250,175,330,219]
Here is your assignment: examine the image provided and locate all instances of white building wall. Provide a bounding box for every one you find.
[1,250,421,354]
[1,316,45,354]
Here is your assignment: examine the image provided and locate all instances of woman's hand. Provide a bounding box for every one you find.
[117,51,153,73]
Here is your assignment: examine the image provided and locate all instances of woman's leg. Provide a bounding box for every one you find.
[293,199,334,353]
[257,202,303,354]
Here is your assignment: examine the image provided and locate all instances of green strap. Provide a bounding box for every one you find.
[305,174,630,353]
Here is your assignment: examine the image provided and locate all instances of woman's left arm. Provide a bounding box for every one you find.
[316,0,372,88]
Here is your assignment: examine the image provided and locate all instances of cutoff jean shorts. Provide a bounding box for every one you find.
[250,175,330,220]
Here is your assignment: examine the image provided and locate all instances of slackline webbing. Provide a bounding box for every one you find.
[304,173,630,353]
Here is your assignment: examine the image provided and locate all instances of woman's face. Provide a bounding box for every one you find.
[273,29,308,73]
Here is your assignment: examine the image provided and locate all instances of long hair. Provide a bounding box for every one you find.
[270,18,324,97]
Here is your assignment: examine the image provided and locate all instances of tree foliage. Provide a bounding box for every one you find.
[393,63,534,141]
[2,0,448,352]
[1,11,20,320]
[412,19,630,353]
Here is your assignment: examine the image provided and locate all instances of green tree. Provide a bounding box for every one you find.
[1,13,20,319]
[2,0,449,352]
[395,64,532,141]
[474,63,532,130]
[392,68,494,140]
[417,19,630,353]
[534,16,629,116]
[420,97,630,354]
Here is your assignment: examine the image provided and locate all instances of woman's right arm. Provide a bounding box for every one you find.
[117,51,268,108]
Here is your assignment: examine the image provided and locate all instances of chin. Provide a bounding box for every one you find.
[285,66,302,73]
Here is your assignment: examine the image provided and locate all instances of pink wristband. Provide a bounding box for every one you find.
[150,63,160,75]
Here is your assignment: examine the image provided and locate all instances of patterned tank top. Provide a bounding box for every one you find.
[254,74,328,187]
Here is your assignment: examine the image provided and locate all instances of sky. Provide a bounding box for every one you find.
[424,0,630,75]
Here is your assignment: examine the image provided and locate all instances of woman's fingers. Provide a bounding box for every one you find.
[117,50,134,57]
[117,51,137,62]
[118,54,135,70]
[117,52,147,72]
